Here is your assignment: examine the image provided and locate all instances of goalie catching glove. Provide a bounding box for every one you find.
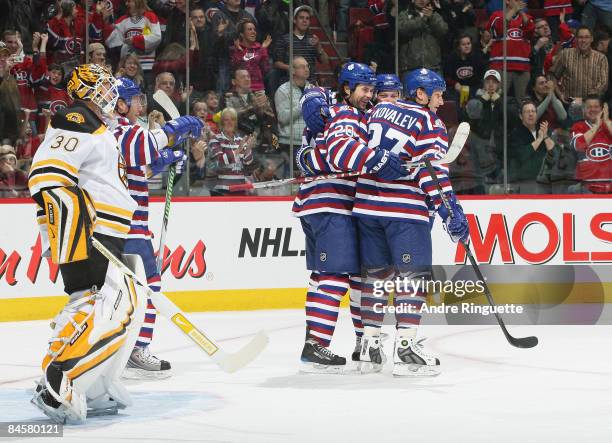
[41,186,96,264]
[437,193,469,243]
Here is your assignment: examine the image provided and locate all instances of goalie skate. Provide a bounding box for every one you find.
[393,329,440,377]
[300,339,346,374]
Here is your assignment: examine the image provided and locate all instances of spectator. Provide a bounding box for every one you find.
[36,63,72,133]
[581,0,612,32]
[255,0,289,55]
[468,69,519,182]
[15,119,45,172]
[569,95,612,193]
[363,0,397,73]
[478,26,492,62]
[148,72,187,118]
[0,42,20,144]
[543,0,573,42]
[0,144,28,198]
[106,0,162,87]
[529,74,569,130]
[397,0,448,76]
[550,26,608,104]
[225,68,277,150]
[443,34,486,105]
[487,0,534,99]
[204,90,220,133]
[508,100,556,193]
[531,75,569,131]
[536,127,579,194]
[273,5,329,87]
[116,53,147,91]
[274,56,312,177]
[150,0,188,48]
[338,0,369,42]
[230,19,271,93]
[88,42,106,65]
[531,18,554,77]
[0,0,33,52]
[190,100,211,183]
[210,107,256,195]
[211,0,256,94]
[46,0,86,70]
[190,6,220,93]
[441,0,477,48]
[3,30,48,131]
[152,36,198,89]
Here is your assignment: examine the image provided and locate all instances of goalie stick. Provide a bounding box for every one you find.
[422,158,539,349]
[91,237,269,372]
[228,122,470,193]
[152,89,179,272]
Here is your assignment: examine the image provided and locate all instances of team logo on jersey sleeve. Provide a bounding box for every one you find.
[118,151,128,189]
[434,118,446,129]
[65,112,84,123]
[586,143,611,162]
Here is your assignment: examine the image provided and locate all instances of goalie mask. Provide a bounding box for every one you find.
[67,64,119,115]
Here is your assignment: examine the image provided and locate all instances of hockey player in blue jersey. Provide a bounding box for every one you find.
[374,74,403,104]
[294,63,407,372]
[354,68,470,376]
[112,77,202,378]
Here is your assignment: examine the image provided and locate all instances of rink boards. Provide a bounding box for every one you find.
[0,195,611,321]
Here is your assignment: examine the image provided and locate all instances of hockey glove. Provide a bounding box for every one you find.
[163,116,203,146]
[150,148,187,176]
[295,144,317,176]
[436,194,469,243]
[365,149,408,181]
[301,88,330,134]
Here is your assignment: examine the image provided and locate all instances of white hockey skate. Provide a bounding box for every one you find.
[123,346,172,380]
[392,329,440,377]
[358,326,386,374]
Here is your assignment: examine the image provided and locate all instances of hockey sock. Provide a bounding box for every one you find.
[394,272,427,328]
[135,275,161,348]
[360,267,394,328]
[305,272,349,347]
[349,275,363,337]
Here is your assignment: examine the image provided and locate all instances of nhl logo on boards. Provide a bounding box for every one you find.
[402,253,411,263]
[320,252,327,262]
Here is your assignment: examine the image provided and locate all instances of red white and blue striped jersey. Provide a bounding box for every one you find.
[292,105,375,216]
[112,117,167,239]
[353,100,453,224]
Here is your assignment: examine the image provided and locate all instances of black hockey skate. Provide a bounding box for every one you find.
[300,339,346,374]
[123,346,172,380]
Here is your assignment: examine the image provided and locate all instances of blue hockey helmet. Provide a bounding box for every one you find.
[116,77,143,106]
[375,74,402,93]
[338,62,377,90]
[403,68,446,98]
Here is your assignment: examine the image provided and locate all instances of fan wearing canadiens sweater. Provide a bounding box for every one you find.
[293,63,407,373]
[106,0,162,87]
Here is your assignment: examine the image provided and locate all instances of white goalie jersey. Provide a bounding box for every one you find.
[28,103,137,251]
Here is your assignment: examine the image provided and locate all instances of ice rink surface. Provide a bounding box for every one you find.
[1,309,612,443]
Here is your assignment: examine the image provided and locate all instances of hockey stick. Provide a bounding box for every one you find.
[91,237,269,372]
[422,158,538,349]
[152,89,180,272]
[227,122,470,193]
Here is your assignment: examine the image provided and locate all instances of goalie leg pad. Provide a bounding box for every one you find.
[41,186,96,264]
[34,262,145,423]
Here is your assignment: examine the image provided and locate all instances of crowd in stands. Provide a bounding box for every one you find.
[0,0,611,197]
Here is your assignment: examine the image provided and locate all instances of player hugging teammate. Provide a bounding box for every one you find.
[296,65,470,376]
